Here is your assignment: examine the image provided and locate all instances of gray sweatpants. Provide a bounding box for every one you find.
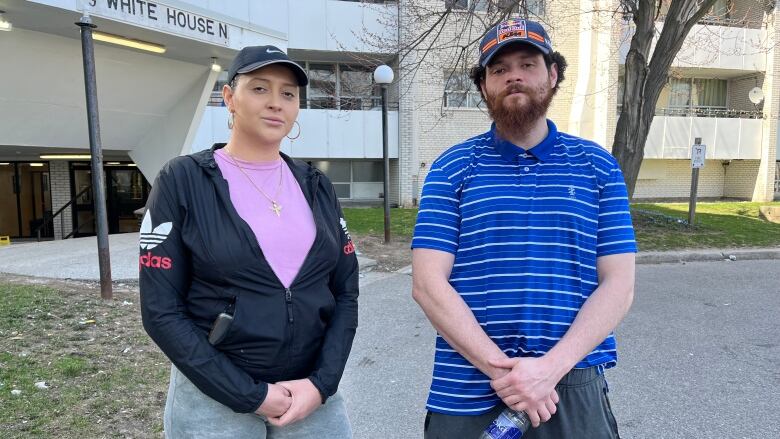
[163,365,352,439]
[424,366,620,439]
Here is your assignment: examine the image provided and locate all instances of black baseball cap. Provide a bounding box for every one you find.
[227,45,308,86]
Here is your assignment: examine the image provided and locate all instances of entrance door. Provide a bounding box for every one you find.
[106,167,149,233]
[0,162,52,238]
[71,163,149,237]
[71,166,95,237]
[0,163,20,237]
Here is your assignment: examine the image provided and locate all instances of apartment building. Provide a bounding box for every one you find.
[0,0,398,240]
[396,0,779,206]
[2,0,776,242]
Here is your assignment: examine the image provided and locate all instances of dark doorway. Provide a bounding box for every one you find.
[70,163,150,237]
[0,162,52,239]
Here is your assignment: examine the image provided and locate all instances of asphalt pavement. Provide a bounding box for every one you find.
[342,260,780,439]
[1,236,778,438]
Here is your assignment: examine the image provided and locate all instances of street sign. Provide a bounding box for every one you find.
[691,143,707,168]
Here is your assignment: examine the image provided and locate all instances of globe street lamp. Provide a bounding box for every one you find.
[373,65,394,244]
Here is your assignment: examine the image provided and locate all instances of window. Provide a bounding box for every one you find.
[526,0,545,17]
[446,0,517,12]
[312,160,351,198]
[296,62,388,110]
[444,70,484,108]
[308,64,337,109]
[309,160,385,199]
[668,78,692,108]
[669,78,727,109]
[340,65,379,110]
[208,71,229,107]
[665,77,727,116]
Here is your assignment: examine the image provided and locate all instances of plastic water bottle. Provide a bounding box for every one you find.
[479,408,531,439]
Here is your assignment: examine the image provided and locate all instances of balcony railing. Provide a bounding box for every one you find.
[655,107,764,119]
[657,14,763,29]
[207,92,399,111]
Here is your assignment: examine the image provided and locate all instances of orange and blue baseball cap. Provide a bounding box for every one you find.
[479,19,553,67]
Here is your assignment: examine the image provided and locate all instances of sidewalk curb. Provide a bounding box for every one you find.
[636,247,780,264]
[392,248,780,274]
[357,255,377,272]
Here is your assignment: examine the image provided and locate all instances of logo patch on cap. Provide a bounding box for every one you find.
[497,19,527,43]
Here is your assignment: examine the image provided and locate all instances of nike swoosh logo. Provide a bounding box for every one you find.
[266,48,284,54]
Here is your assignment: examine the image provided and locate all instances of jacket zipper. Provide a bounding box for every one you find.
[285,288,293,323]
[284,172,318,359]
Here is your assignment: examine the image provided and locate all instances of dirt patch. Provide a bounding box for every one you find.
[354,235,412,272]
[0,276,166,439]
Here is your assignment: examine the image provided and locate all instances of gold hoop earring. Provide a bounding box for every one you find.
[227,112,234,130]
[286,121,301,140]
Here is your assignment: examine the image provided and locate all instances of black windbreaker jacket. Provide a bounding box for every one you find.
[139,144,359,413]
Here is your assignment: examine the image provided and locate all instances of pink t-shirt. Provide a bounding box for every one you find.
[214,148,316,288]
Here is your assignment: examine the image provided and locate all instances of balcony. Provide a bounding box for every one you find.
[619,22,767,71]
[193,99,399,159]
[643,107,763,160]
[288,0,396,53]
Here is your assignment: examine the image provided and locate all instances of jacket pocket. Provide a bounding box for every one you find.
[218,291,288,370]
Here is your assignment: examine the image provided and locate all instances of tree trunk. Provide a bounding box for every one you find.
[613,0,719,198]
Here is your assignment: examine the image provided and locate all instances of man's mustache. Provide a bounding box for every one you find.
[499,84,530,98]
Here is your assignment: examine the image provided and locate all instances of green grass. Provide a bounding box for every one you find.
[632,201,780,251]
[343,207,419,237]
[343,202,780,251]
[0,283,167,438]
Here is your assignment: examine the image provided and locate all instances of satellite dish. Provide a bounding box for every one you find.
[748,87,764,105]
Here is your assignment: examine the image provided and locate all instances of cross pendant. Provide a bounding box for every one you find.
[270,201,282,217]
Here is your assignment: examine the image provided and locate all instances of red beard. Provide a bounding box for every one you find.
[486,82,554,140]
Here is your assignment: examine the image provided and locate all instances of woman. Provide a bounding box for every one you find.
[139,45,358,438]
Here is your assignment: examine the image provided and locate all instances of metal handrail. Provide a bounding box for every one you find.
[34,185,92,241]
[63,217,93,240]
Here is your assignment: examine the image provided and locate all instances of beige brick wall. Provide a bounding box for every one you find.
[724,159,760,197]
[728,74,764,112]
[753,6,779,201]
[49,160,73,240]
[730,0,766,27]
[633,159,727,199]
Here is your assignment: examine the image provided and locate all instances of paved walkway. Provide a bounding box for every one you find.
[0,233,777,281]
[0,233,377,281]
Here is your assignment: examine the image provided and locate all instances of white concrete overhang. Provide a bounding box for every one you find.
[0,0,287,181]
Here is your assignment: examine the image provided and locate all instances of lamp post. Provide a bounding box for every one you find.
[76,13,112,300]
[374,65,394,244]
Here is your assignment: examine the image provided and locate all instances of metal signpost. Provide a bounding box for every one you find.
[688,138,706,227]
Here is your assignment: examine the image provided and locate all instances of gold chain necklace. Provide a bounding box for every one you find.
[223,148,284,217]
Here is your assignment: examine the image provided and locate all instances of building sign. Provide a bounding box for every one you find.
[86,0,229,46]
[691,143,707,168]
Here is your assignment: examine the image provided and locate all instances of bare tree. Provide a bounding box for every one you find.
[358,0,773,198]
[616,0,717,197]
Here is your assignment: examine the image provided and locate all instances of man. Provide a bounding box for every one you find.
[412,19,636,439]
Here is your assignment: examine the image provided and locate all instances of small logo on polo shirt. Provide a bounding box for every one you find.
[568,186,576,198]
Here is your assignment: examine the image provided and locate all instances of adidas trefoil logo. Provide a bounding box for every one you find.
[139,210,172,250]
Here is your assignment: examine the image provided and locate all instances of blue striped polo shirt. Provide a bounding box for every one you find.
[412,120,637,415]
